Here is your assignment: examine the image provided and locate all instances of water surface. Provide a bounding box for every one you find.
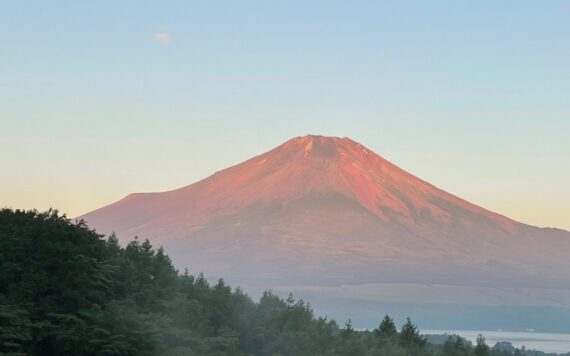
[423,330,570,354]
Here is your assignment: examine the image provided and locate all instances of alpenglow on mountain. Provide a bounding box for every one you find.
[80,135,570,329]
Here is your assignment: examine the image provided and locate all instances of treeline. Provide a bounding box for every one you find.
[0,209,562,355]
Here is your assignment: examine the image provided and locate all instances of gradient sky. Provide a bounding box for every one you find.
[1,1,569,230]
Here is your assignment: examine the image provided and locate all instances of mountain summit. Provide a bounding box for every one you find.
[82,135,519,243]
[80,135,570,317]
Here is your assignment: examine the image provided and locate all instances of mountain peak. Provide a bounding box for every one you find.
[275,135,379,164]
[80,135,521,245]
[288,134,362,150]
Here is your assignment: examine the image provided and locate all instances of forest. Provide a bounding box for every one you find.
[0,209,565,356]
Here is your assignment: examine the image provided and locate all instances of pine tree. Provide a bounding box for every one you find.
[375,314,398,338]
[474,334,490,356]
[442,335,470,356]
[399,317,427,355]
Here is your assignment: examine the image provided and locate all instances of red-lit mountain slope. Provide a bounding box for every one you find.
[79,136,570,293]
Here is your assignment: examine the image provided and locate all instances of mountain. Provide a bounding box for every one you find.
[79,135,570,329]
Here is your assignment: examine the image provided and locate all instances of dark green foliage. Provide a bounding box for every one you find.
[474,334,490,356]
[399,316,427,355]
[0,209,558,356]
[442,335,471,356]
[0,209,164,355]
[376,315,398,339]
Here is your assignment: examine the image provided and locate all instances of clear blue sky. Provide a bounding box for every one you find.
[1,1,569,230]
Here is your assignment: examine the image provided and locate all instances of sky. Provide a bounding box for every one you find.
[1,1,569,230]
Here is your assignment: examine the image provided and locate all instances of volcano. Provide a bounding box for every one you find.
[79,135,570,327]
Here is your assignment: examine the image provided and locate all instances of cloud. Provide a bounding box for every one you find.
[153,32,172,44]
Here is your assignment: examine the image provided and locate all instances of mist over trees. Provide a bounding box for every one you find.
[0,209,566,356]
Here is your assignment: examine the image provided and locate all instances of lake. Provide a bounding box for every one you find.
[423,330,570,354]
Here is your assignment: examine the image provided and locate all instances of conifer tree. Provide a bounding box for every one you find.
[376,314,398,338]
[474,334,490,356]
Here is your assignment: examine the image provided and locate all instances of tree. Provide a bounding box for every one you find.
[399,317,426,355]
[208,279,233,335]
[336,319,365,356]
[0,305,35,354]
[474,334,490,356]
[375,315,398,339]
[442,335,470,356]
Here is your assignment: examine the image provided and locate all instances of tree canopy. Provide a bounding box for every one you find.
[0,209,558,356]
